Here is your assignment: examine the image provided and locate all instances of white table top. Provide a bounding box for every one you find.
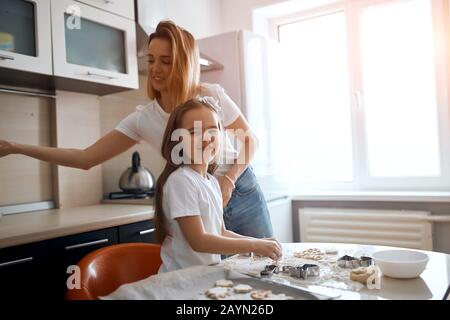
[274,243,450,300]
[104,242,449,300]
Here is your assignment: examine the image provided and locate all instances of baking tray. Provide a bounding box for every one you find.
[198,268,334,300]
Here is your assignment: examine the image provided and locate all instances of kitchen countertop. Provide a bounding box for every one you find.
[0,204,155,249]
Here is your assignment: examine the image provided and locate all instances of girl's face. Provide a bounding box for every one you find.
[148,38,172,93]
[180,106,222,165]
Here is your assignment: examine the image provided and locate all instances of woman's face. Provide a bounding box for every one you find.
[180,106,222,165]
[148,38,172,93]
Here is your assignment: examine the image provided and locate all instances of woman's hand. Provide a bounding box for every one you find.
[252,239,283,261]
[217,175,234,207]
[0,140,16,158]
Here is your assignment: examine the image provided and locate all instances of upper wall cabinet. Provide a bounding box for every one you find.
[51,0,138,92]
[0,0,138,95]
[75,0,134,20]
[0,0,52,75]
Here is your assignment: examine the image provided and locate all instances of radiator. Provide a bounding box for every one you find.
[299,208,434,250]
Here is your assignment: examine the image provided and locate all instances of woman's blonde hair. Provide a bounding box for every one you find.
[155,98,222,243]
[147,21,200,111]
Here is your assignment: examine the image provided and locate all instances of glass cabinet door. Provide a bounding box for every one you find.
[64,14,127,74]
[51,0,138,89]
[0,0,52,75]
[0,0,36,57]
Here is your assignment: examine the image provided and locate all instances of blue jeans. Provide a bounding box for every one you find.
[223,166,273,238]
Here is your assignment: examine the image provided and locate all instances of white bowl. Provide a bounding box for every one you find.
[372,249,429,279]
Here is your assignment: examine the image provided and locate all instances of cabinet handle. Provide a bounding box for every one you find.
[139,228,156,235]
[0,257,33,268]
[0,53,15,61]
[86,71,117,80]
[65,239,109,251]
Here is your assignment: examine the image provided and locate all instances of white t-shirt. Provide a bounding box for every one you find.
[115,83,241,176]
[158,166,224,273]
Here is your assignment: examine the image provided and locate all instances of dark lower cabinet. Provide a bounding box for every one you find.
[0,220,157,300]
[0,241,48,300]
[118,220,156,243]
[48,227,119,299]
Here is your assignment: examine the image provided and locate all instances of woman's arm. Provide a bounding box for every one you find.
[176,216,281,260]
[221,224,251,239]
[0,130,137,170]
[218,115,258,206]
[224,115,258,182]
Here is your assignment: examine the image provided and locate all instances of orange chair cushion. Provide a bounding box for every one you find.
[66,243,162,300]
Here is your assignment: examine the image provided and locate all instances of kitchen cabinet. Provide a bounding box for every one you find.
[75,0,134,20]
[0,240,49,299]
[48,226,119,298]
[0,220,157,300]
[0,0,138,95]
[51,0,138,93]
[118,220,156,243]
[0,0,52,75]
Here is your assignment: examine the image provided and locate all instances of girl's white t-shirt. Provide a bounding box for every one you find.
[158,166,224,273]
[114,83,241,175]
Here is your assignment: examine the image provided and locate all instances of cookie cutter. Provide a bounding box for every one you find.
[281,264,320,280]
[336,255,372,268]
[260,264,280,277]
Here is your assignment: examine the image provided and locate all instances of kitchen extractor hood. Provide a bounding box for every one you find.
[135,0,223,75]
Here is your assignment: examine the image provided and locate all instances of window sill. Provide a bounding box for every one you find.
[291,191,450,203]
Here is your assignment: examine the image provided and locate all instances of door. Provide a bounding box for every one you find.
[51,0,138,89]
[0,0,52,75]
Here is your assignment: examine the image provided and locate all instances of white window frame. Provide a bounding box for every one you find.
[268,0,450,191]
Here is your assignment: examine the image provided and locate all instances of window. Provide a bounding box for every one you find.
[268,0,450,191]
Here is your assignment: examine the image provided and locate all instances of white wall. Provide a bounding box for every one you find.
[219,0,341,37]
[219,0,287,33]
[139,0,223,39]
[138,0,292,39]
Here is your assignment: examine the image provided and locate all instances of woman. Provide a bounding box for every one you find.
[0,20,273,239]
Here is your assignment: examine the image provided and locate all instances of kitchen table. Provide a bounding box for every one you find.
[101,242,450,300]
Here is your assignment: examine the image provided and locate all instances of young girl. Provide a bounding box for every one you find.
[156,98,282,273]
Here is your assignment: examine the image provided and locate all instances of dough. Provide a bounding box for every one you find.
[350,267,375,285]
[215,279,234,287]
[205,287,229,299]
[250,290,272,300]
[294,248,324,261]
[265,293,294,300]
[233,284,253,293]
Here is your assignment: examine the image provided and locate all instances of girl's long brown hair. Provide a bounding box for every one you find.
[155,99,222,243]
[147,20,200,112]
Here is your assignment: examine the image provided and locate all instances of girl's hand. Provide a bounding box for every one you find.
[217,175,234,207]
[252,239,283,261]
[263,237,281,248]
[0,140,15,158]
